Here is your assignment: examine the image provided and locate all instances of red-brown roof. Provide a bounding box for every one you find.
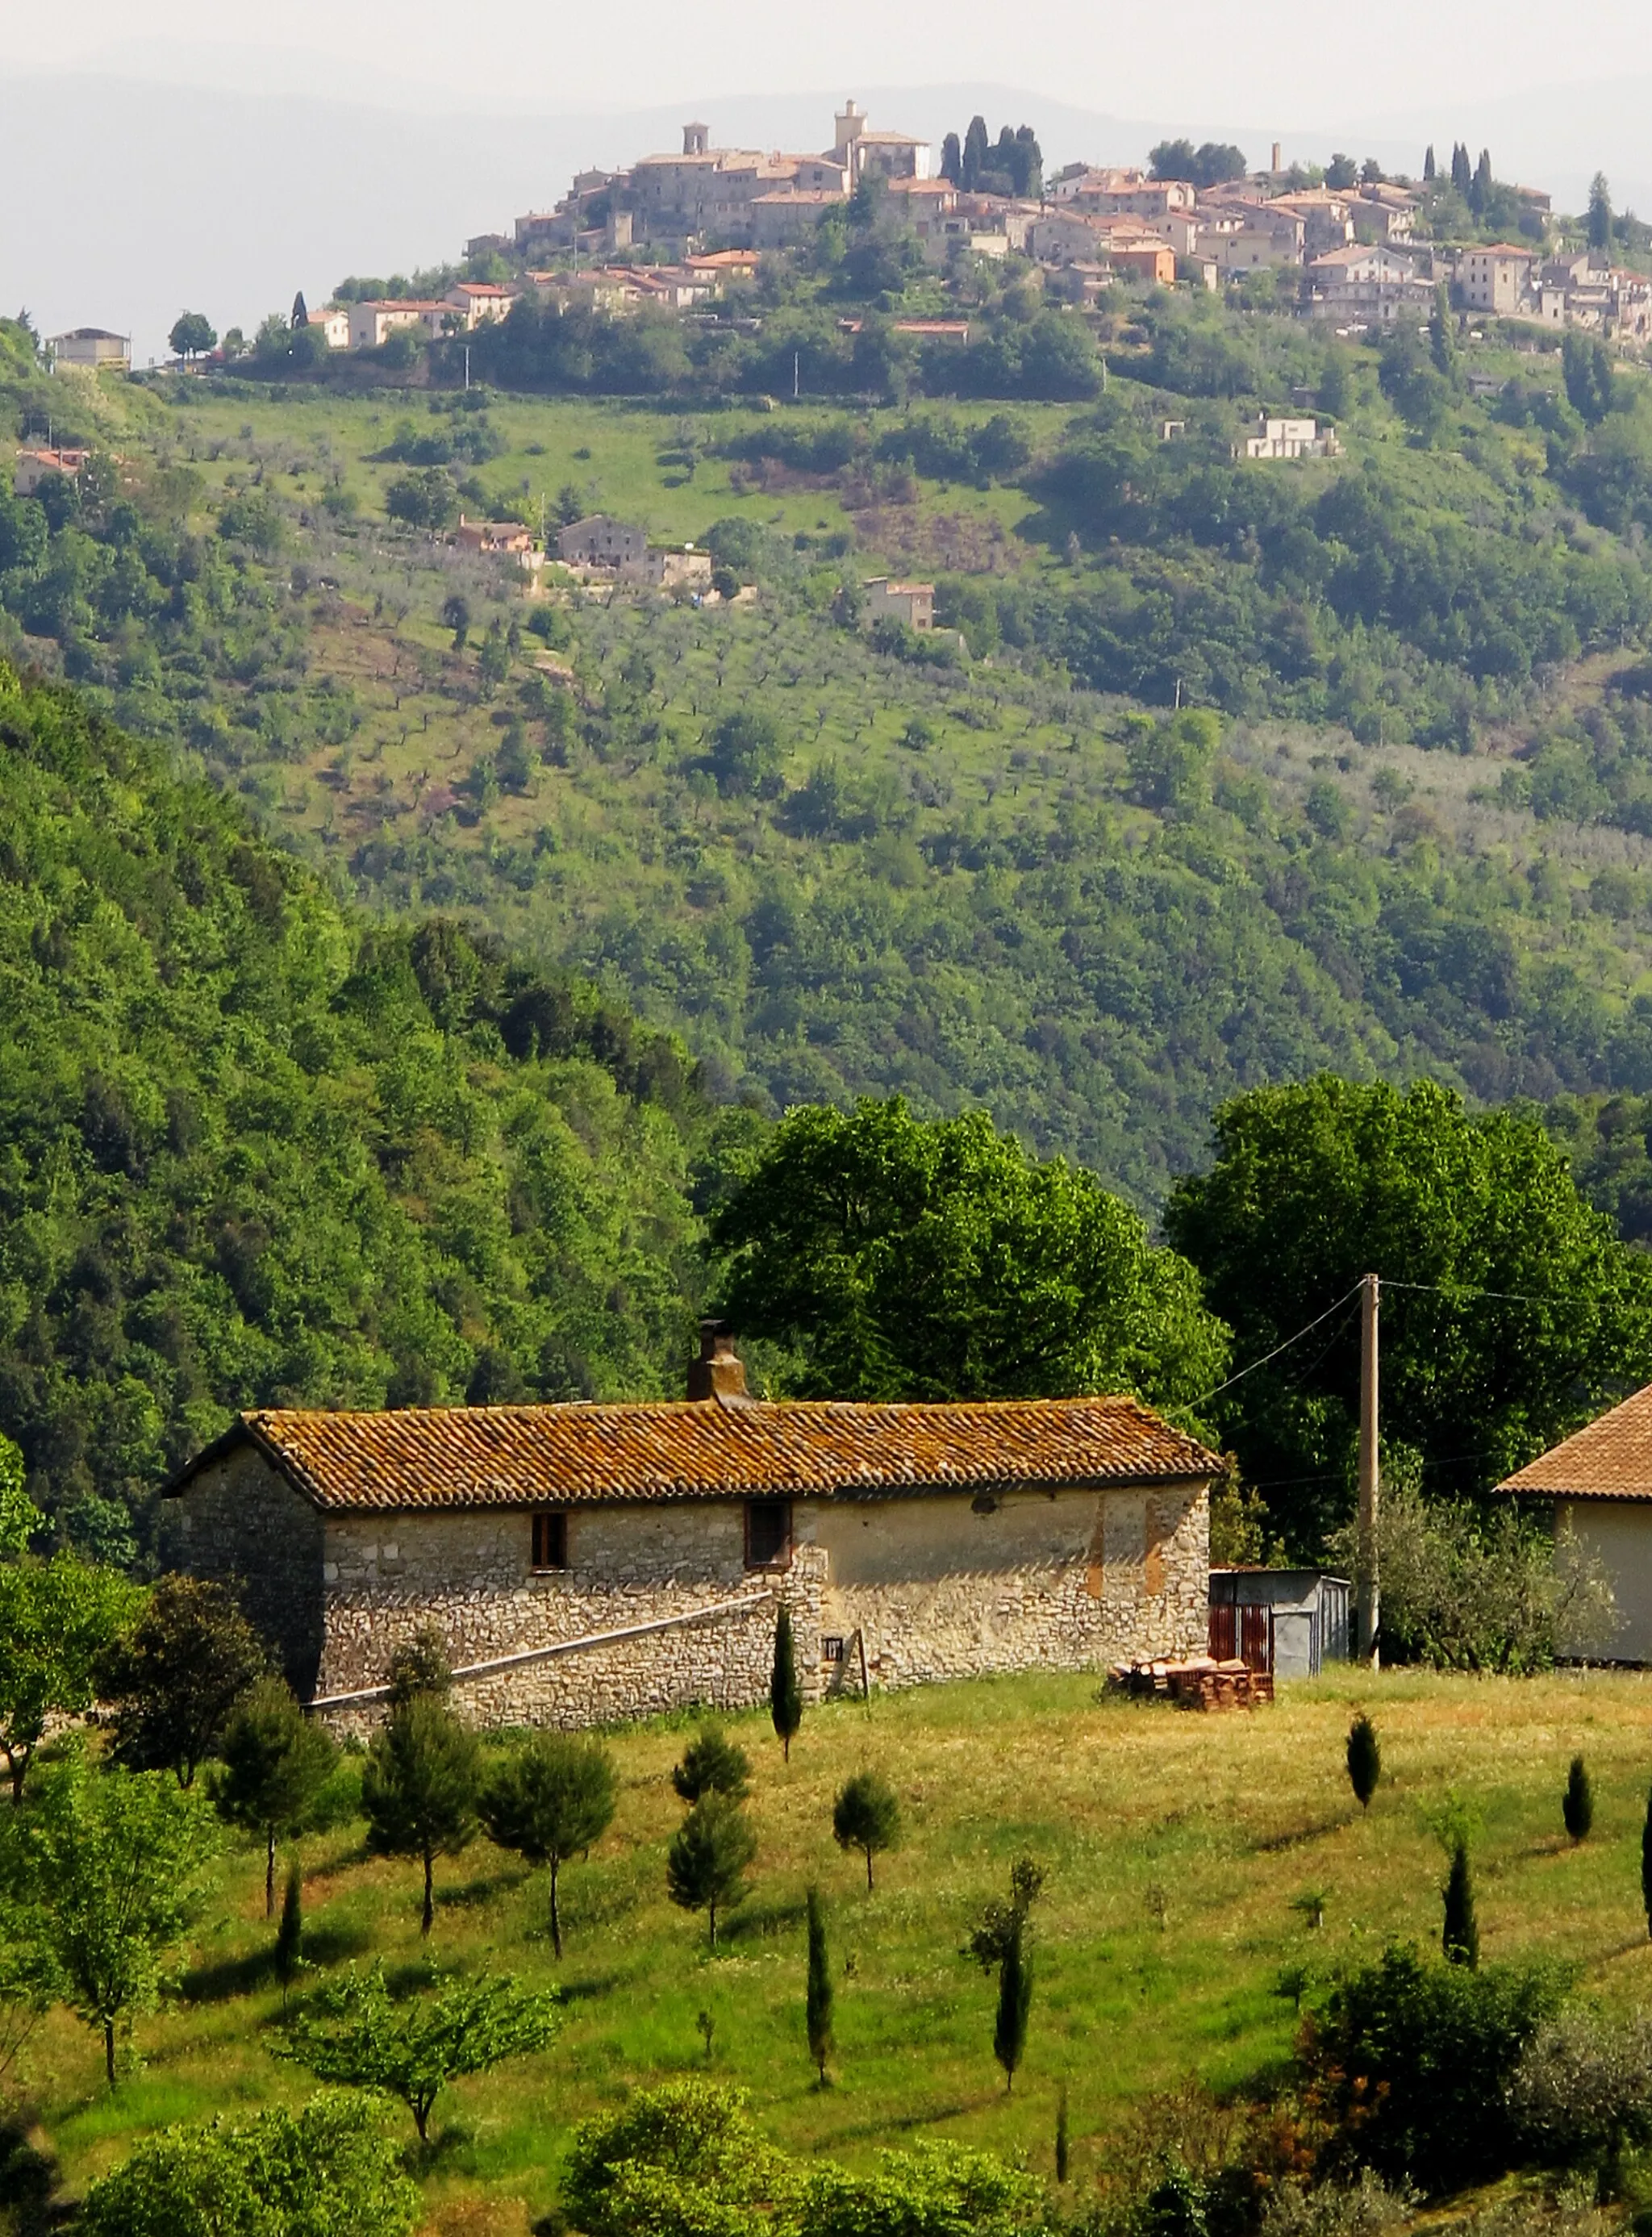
[1498,1384,1652,1502]
[170,1397,1218,1513]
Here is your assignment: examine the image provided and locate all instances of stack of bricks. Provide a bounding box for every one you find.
[1109,1655,1274,1709]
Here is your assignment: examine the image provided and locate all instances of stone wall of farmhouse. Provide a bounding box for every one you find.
[160,1450,327,1694]
[311,1479,1210,1732]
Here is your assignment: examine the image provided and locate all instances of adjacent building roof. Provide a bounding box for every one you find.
[168,1396,1220,1513]
[1498,1384,1652,1503]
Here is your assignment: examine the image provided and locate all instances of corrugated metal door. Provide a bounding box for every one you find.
[1208,1603,1237,1659]
[1240,1604,1272,1671]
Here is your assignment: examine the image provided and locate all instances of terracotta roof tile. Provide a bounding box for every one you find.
[1498,1384,1652,1500]
[173,1397,1219,1513]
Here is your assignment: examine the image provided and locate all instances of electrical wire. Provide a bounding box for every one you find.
[1179,1281,1364,1410]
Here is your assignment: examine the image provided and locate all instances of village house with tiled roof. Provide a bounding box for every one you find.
[163,1327,1219,1729]
[1498,1383,1652,1660]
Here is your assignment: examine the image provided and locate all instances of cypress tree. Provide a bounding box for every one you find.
[994,1914,1032,2091]
[1641,1785,1652,1939]
[1347,1713,1381,1809]
[806,1885,833,2084]
[1055,2080,1070,2182]
[1442,1837,1479,1967]
[770,1605,803,1763]
[1563,1754,1594,1843]
[274,1856,302,2009]
[1424,144,1436,183]
[962,115,991,191]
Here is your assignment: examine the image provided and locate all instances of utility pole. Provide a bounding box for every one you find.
[1357,1271,1380,1666]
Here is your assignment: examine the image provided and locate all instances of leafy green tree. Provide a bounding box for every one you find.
[23,1750,219,2085]
[832,1769,901,1891]
[386,1626,453,1705]
[441,592,471,649]
[275,1855,303,2007]
[805,1885,833,2083]
[672,1726,751,1805]
[168,312,216,361]
[1442,1837,1479,1967]
[715,1098,1228,1407]
[361,1695,479,1934]
[214,1676,338,1914]
[771,1605,803,1763]
[666,1792,757,1947]
[994,1914,1032,2091]
[706,710,784,798]
[0,1432,35,1557]
[0,1555,139,1802]
[79,2089,420,2237]
[478,1731,616,1957]
[0,1809,61,2093]
[478,620,511,701]
[966,1855,1045,1969]
[1325,152,1358,190]
[282,1961,558,2140]
[1563,1755,1594,1843]
[1124,708,1221,811]
[1348,1713,1381,1809]
[1164,1078,1652,1549]
[98,1575,268,1788]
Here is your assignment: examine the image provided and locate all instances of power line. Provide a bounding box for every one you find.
[1181,1282,1363,1409]
[1381,1279,1602,1309]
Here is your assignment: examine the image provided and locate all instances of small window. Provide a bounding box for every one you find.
[531,1511,568,1571]
[745,1498,791,1570]
[822,1634,845,1663]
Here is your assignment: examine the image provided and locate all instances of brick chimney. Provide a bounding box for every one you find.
[687,1320,749,1400]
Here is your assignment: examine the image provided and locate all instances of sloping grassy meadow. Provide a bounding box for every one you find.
[17,1667,1652,2232]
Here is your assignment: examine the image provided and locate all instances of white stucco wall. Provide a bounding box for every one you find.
[1557,1499,1652,1662]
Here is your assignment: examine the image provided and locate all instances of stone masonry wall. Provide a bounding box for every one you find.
[314,1479,1208,1731]
[161,1450,327,1693]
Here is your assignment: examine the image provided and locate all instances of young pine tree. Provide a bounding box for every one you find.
[275,1856,303,2009]
[832,1770,901,1892]
[361,1693,479,1936]
[672,1727,751,1805]
[1347,1713,1381,1810]
[994,1914,1032,2093]
[1442,1837,1479,1968]
[666,1792,757,1949]
[805,1885,833,2085]
[1563,1755,1595,1844]
[770,1605,803,1763]
[478,1733,617,1960]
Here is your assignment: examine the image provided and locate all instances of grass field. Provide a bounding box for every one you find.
[17,1666,1652,2234]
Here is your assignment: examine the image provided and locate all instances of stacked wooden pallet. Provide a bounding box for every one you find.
[1108,1655,1274,1710]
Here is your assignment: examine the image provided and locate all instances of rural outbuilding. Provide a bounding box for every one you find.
[1208,1568,1350,1677]
[1496,1381,1652,1661]
[162,1329,1220,1729]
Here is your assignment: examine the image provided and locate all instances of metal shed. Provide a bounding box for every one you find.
[1208,1569,1351,1678]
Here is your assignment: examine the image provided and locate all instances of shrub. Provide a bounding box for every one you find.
[673,1726,751,1805]
[832,1770,900,1890]
[1508,2007,1652,2176]
[1564,1755,1595,1844]
[1346,1716,1380,1810]
[1299,1946,1571,2190]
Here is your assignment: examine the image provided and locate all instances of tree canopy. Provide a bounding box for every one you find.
[712,1099,1228,1405]
[1164,1076,1652,1549]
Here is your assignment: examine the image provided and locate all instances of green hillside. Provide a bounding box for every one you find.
[0,662,725,1559]
[11,303,1652,1203]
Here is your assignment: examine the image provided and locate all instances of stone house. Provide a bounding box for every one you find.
[162,1332,1219,1730]
[556,514,648,570]
[863,577,935,630]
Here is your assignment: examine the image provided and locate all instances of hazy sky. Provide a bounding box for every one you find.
[35,0,1652,126]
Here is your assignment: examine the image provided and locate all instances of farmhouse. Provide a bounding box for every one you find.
[1497,1382,1652,1659]
[162,1330,1219,1729]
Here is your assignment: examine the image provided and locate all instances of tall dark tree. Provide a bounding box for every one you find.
[98,1576,267,1789]
[1471,148,1493,214]
[940,131,962,186]
[1056,2083,1070,2181]
[805,1885,833,2082]
[962,115,991,190]
[1423,144,1437,182]
[290,291,310,330]
[770,1605,803,1763]
[715,1099,1226,1408]
[1348,1714,1381,1810]
[478,1732,616,1959]
[1164,1079,1652,1550]
[1588,172,1615,258]
[994,1914,1032,2091]
[1325,152,1358,190]
[1563,1755,1594,1844]
[1442,1838,1479,1966]
[215,1677,337,1914]
[274,1856,303,2009]
[1451,142,1473,194]
[361,1693,479,1934]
